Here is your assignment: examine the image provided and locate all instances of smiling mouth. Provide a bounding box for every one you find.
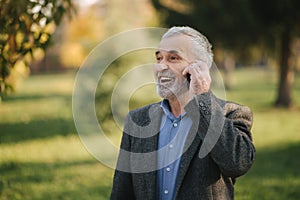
[159,76,174,84]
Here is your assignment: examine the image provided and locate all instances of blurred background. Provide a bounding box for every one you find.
[0,0,300,199]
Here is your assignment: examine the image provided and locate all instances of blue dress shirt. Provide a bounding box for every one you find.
[157,100,192,200]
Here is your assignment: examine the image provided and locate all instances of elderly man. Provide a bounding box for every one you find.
[110,26,255,200]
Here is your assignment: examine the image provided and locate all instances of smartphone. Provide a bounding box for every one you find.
[186,73,191,83]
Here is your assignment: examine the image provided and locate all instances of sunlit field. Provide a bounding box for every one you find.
[0,68,300,199]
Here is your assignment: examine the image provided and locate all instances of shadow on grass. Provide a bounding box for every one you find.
[1,93,72,102]
[236,142,300,200]
[0,159,114,200]
[0,91,77,144]
[1,142,299,200]
[0,118,76,144]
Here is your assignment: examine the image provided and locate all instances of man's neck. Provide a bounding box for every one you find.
[167,92,193,118]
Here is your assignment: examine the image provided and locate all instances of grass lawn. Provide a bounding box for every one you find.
[0,72,114,200]
[0,68,300,199]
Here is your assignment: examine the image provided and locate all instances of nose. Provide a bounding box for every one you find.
[154,63,168,72]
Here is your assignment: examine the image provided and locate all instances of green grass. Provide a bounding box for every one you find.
[0,72,114,200]
[0,68,300,199]
[228,68,300,200]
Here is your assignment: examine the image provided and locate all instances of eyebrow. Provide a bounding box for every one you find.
[155,50,180,55]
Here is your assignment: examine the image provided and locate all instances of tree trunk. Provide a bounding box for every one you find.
[275,29,294,107]
[223,50,235,90]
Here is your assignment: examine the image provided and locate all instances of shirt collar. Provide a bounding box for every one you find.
[160,99,187,120]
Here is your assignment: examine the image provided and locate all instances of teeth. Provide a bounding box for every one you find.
[160,77,172,83]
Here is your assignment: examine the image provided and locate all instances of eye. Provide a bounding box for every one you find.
[169,55,180,62]
[156,56,162,62]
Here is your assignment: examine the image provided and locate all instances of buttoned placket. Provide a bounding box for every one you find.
[158,100,192,200]
[162,117,181,199]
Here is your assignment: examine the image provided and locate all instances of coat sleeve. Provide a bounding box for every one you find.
[110,114,135,200]
[192,92,255,178]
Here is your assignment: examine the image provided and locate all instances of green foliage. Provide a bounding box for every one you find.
[151,0,300,107]
[0,0,76,96]
[152,0,256,49]
[251,0,300,33]
[151,0,300,50]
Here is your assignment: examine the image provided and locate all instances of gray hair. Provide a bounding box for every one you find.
[162,26,214,68]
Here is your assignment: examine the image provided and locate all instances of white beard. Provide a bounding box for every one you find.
[157,79,189,100]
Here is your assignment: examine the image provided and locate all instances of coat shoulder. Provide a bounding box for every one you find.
[128,102,161,127]
[211,93,253,129]
[223,101,253,121]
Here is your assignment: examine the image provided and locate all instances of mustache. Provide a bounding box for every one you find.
[157,71,175,78]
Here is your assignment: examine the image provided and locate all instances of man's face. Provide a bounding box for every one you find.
[154,34,195,99]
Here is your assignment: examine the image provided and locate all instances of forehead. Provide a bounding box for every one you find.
[157,34,193,57]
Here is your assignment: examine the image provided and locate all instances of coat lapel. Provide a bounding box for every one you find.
[173,124,203,197]
[173,98,207,197]
[141,103,163,200]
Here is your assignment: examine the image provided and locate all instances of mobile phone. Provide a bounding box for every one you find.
[186,73,191,83]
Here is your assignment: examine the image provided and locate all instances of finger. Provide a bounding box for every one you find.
[189,63,202,76]
[182,66,190,76]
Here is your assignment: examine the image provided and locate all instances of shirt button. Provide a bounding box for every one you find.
[164,190,169,194]
[166,167,171,172]
[173,123,178,127]
[169,144,173,149]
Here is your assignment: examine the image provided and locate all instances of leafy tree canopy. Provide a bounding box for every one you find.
[0,0,75,95]
[152,0,300,107]
[152,0,300,53]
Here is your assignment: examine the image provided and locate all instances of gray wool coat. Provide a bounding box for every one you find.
[110,91,255,200]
